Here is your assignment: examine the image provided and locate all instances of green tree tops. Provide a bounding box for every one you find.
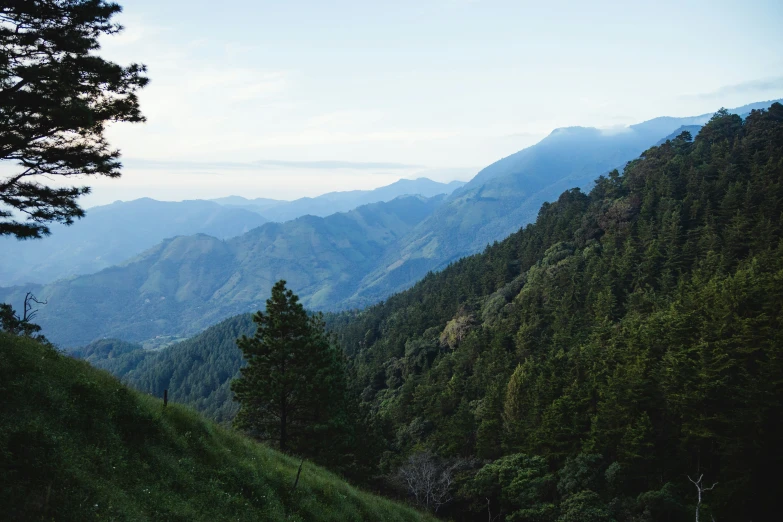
[232,280,349,464]
[0,0,148,239]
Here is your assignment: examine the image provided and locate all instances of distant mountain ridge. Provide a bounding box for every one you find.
[211,177,466,221]
[462,99,778,191]
[0,177,464,288]
[0,198,267,286]
[0,195,445,346]
[3,100,780,347]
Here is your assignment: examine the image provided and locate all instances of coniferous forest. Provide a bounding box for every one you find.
[69,104,783,520]
[326,106,783,520]
[2,1,783,520]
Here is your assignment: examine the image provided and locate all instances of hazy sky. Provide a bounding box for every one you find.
[79,0,783,206]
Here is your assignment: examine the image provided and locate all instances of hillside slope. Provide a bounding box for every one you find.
[0,195,443,347]
[74,314,256,424]
[0,198,267,287]
[0,333,431,521]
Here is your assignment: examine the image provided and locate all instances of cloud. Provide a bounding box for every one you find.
[305,110,386,129]
[179,68,289,102]
[504,131,547,139]
[253,159,420,169]
[122,158,420,171]
[683,77,783,100]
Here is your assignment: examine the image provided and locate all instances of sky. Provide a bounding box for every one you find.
[76,0,783,206]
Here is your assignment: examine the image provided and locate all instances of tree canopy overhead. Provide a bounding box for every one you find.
[0,0,148,239]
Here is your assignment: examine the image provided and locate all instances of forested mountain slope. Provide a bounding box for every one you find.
[0,195,443,347]
[325,105,783,520]
[70,338,149,376]
[0,198,267,286]
[0,333,432,521]
[75,314,256,424]
[0,179,463,289]
[5,103,779,349]
[86,105,783,521]
[347,99,782,307]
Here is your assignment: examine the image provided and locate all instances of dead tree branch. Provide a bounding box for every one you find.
[688,474,717,522]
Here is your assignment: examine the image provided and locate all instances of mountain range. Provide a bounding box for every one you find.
[0,198,266,286]
[67,104,783,522]
[343,99,781,306]
[211,177,466,221]
[1,100,779,347]
[0,195,445,346]
[0,177,464,288]
[67,104,783,520]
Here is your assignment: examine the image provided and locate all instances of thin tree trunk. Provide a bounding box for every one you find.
[280,398,287,452]
[292,459,304,490]
[688,474,717,522]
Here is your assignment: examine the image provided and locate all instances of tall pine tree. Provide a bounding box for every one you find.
[232,280,349,465]
[1,0,148,239]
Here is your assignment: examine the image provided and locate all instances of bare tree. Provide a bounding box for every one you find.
[21,292,46,323]
[1,292,47,340]
[687,474,717,522]
[397,451,460,513]
[486,497,501,522]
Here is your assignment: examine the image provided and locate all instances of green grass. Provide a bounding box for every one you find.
[0,333,433,521]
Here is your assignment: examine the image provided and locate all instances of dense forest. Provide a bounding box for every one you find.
[326,105,783,520]
[72,315,256,423]
[6,1,780,520]
[65,105,783,520]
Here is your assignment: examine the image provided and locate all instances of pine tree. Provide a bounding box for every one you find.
[1,0,148,239]
[231,280,349,464]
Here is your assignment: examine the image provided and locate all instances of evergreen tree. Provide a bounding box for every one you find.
[0,0,148,239]
[232,280,349,465]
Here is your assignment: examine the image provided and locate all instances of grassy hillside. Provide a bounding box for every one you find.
[0,333,432,521]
